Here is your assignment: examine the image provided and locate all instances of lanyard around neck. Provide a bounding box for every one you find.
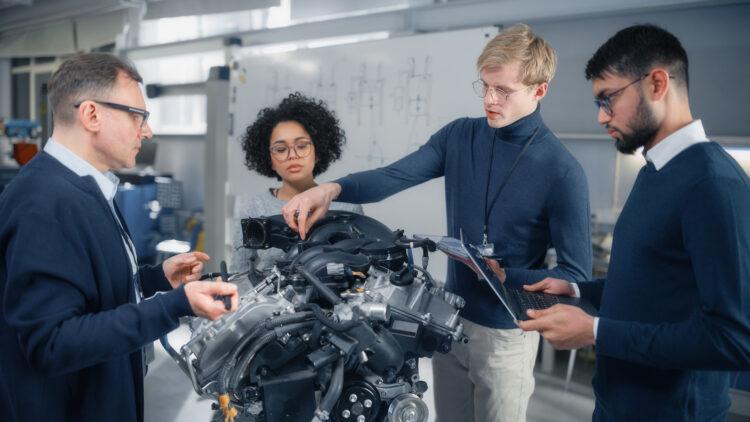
[482,125,541,246]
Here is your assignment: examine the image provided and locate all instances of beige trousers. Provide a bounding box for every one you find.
[432,319,540,422]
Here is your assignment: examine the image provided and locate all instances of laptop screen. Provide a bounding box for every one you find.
[461,242,522,321]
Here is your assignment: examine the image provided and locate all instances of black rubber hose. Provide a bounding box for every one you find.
[317,358,345,419]
[228,321,316,395]
[159,335,180,360]
[159,335,194,379]
[199,272,223,280]
[299,267,341,305]
[393,236,436,252]
[217,312,314,393]
[226,330,276,395]
[296,303,359,332]
[394,237,435,270]
[413,265,435,288]
[198,270,249,281]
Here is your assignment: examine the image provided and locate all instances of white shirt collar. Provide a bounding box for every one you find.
[44,138,120,202]
[644,120,709,170]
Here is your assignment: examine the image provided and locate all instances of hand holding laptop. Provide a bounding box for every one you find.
[523,277,576,297]
[517,304,596,349]
[517,277,595,349]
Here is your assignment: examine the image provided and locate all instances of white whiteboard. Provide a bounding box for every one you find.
[227,26,498,281]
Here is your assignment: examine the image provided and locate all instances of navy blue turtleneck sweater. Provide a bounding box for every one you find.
[336,107,592,328]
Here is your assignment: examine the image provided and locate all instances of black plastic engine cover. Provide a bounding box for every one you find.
[260,366,317,421]
[242,211,397,251]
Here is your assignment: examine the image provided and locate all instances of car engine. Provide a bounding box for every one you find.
[164,211,467,422]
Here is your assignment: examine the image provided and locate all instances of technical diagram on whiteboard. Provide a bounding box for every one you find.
[310,66,338,110]
[265,70,293,105]
[347,63,384,127]
[391,56,432,126]
[355,137,388,166]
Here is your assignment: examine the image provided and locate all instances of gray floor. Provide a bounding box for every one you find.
[145,324,595,422]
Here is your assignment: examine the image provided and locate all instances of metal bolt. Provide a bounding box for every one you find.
[349,394,358,403]
[342,409,351,418]
[364,399,373,408]
[351,402,364,415]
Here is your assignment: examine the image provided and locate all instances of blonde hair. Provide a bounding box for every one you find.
[476,24,557,85]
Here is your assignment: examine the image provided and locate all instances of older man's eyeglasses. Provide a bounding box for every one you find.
[269,140,313,161]
[472,80,523,104]
[74,100,150,129]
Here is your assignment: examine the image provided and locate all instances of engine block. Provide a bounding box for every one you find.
[167,212,467,422]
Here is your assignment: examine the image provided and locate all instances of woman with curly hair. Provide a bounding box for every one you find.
[230,93,363,272]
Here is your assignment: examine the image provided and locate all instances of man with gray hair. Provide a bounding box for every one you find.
[0,53,238,422]
[280,24,592,421]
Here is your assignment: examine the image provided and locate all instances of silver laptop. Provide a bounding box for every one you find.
[461,242,598,322]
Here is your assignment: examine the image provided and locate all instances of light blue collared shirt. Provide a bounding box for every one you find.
[44,139,139,280]
[44,138,120,203]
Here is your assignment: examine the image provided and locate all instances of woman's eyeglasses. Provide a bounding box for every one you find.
[269,140,313,160]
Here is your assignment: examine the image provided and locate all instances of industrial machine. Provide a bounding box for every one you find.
[115,173,184,262]
[1,119,42,166]
[165,211,468,422]
[0,119,42,193]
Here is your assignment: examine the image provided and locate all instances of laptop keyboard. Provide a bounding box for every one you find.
[506,287,561,311]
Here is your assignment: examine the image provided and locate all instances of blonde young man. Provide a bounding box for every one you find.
[280,24,592,421]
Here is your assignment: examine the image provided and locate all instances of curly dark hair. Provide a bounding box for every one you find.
[241,92,346,180]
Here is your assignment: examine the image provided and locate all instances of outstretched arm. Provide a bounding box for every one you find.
[282,121,453,238]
